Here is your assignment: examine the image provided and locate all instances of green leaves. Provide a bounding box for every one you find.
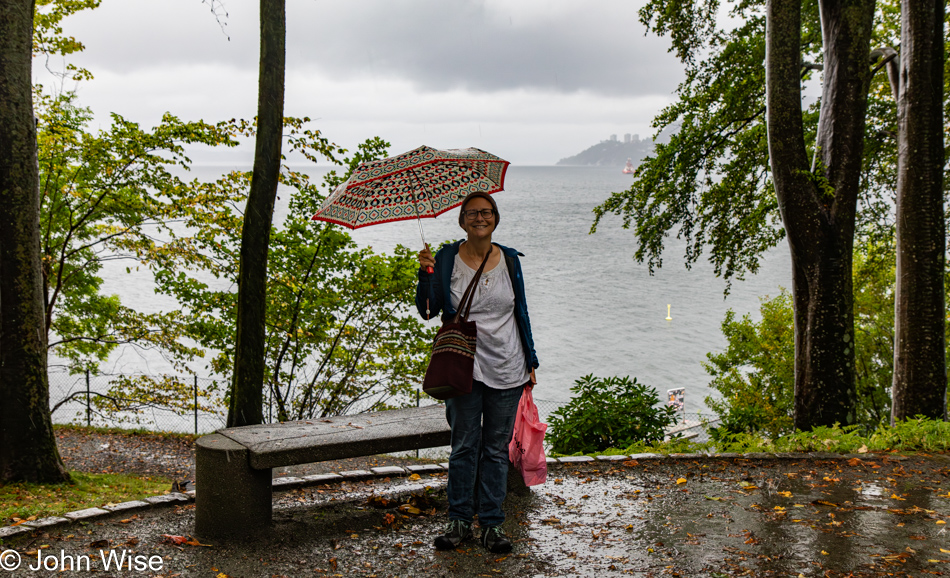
[33,0,100,80]
[703,291,795,439]
[37,92,237,378]
[703,243,950,438]
[134,124,434,420]
[592,0,936,291]
[547,375,679,454]
[593,1,787,287]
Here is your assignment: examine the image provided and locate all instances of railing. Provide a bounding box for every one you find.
[48,370,719,444]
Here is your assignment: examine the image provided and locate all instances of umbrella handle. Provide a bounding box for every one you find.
[426,266,434,274]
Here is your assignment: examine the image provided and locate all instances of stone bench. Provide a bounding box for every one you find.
[195,404,451,539]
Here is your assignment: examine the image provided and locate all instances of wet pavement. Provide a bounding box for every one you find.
[4,454,950,577]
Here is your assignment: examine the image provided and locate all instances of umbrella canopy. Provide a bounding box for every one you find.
[311,145,509,229]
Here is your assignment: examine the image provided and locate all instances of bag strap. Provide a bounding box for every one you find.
[452,245,493,324]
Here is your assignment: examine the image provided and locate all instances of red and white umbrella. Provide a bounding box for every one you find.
[311,145,509,232]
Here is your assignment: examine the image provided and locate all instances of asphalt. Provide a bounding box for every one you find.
[3,453,950,577]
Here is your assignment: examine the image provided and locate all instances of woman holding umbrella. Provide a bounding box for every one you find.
[415,191,539,554]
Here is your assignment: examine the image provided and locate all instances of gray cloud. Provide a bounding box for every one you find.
[66,0,681,98]
[293,1,679,96]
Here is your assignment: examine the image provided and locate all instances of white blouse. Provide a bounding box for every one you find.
[449,252,530,389]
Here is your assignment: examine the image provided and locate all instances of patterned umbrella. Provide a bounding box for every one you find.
[311,145,509,230]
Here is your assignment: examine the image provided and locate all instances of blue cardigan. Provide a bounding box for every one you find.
[415,240,539,372]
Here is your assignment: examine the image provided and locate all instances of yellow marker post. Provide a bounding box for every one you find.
[666,304,672,321]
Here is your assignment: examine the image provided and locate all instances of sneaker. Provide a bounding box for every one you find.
[433,519,472,550]
[481,525,512,554]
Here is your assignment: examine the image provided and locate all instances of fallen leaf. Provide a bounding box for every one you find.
[777,491,793,498]
[162,534,188,545]
[847,458,862,467]
[408,474,421,481]
[857,445,869,453]
[676,478,687,485]
[89,539,109,548]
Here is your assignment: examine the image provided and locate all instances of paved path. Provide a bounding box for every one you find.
[5,452,950,577]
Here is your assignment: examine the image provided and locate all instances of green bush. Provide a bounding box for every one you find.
[868,417,950,452]
[703,291,795,440]
[547,375,679,455]
[704,247,950,438]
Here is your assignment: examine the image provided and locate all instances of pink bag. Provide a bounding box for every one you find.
[509,386,548,486]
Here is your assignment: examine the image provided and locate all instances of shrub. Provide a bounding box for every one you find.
[868,417,950,452]
[547,375,679,455]
[703,291,795,440]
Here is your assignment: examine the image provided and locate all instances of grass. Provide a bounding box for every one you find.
[552,416,950,458]
[0,471,172,523]
[1,425,186,524]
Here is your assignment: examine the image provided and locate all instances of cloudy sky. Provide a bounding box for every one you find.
[38,0,684,166]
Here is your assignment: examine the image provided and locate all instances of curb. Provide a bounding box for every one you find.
[0,451,921,539]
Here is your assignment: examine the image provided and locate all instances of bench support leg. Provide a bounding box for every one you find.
[195,434,272,539]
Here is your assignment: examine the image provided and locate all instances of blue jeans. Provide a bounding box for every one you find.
[445,380,524,528]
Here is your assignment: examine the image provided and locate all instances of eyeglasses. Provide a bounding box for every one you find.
[462,209,495,220]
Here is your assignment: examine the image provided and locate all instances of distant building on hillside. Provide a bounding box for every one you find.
[556,136,653,167]
[556,127,676,166]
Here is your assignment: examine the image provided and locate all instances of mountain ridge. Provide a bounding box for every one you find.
[556,138,653,167]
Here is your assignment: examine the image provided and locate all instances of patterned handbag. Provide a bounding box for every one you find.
[422,247,492,400]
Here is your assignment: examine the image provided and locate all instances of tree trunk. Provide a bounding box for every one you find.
[228,0,285,427]
[765,0,874,430]
[891,0,946,422]
[0,0,69,482]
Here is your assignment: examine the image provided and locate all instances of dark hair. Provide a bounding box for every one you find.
[457,191,500,228]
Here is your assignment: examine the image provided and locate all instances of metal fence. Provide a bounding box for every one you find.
[48,370,719,445]
[48,370,227,435]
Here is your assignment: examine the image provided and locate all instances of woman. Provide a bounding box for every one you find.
[416,191,539,554]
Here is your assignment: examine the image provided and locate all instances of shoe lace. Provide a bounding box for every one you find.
[484,526,504,540]
[448,520,469,534]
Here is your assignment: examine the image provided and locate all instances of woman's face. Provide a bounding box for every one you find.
[460,197,497,241]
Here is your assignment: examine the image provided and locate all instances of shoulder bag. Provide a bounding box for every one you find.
[422,246,492,400]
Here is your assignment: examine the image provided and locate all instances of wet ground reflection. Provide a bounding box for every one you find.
[521,455,950,576]
[25,454,946,576]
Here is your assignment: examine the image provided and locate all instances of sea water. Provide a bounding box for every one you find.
[308,165,791,414]
[52,164,791,426]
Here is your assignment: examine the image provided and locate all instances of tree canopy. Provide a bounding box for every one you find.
[593,0,947,429]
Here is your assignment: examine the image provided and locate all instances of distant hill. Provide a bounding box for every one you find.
[556,139,653,167]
